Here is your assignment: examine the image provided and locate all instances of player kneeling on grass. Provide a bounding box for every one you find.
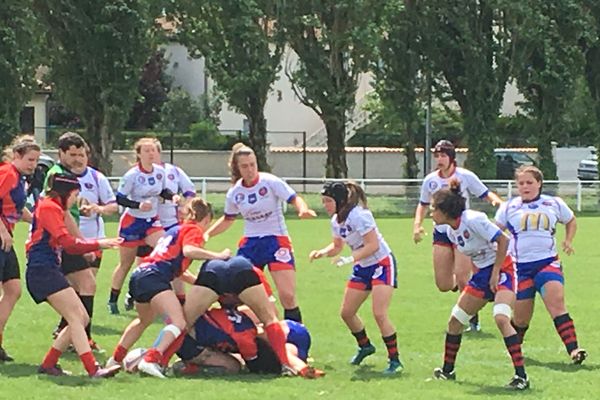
[107,198,231,378]
[429,180,529,390]
[309,181,402,375]
[25,173,122,377]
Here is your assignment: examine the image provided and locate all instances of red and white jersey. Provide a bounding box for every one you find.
[158,163,196,229]
[331,206,391,267]
[224,172,296,237]
[117,163,166,219]
[495,195,574,263]
[445,210,502,269]
[419,167,489,207]
[77,167,116,239]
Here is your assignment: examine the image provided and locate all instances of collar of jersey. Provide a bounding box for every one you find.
[437,165,456,178]
[521,194,541,204]
[138,162,154,173]
[241,174,260,188]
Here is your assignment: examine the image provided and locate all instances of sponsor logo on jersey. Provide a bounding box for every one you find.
[428,181,439,190]
[248,193,257,204]
[148,177,156,185]
[84,182,94,189]
[542,201,553,206]
[168,174,175,180]
[137,176,146,184]
[258,186,268,196]
[234,193,245,204]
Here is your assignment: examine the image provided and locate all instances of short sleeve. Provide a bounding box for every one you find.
[117,170,134,196]
[470,212,501,242]
[266,174,296,202]
[554,197,574,224]
[223,188,239,217]
[97,173,116,204]
[419,177,432,205]
[352,208,377,236]
[494,201,508,226]
[462,169,489,198]
[176,167,196,197]
[331,216,341,238]
[0,170,17,199]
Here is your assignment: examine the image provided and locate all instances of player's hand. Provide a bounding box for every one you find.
[172,194,181,204]
[413,226,425,244]
[298,208,317,219]
[139,201,153,212]
[203,232,210,243]
[489,272,499,293]
[218,248,232,259]
[562,240,575,255]
[299,366,326,379]
[83,252,97,263]
[332,255,354,267]
[0,230,13,252]
[98,237,123,249]
[79,204,92,217]
[308,249,324,262]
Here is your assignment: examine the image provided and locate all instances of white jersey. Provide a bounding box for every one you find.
[331,206,392,267]
[445,210,502,269]
[117,163,166,219]
[420,166,489,233]
[158,163,196,229]
[77,167,116,239]
[224,172,296,237]
[495,194,574,264]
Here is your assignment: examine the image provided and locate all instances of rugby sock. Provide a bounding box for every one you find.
[80,295,94,339]
[351,328,372,348]
[382,333,399,361]
[159,332,186,367]
[176,294,186,305]
[109,288,120,303]
[41,347,62,369]
[113,344,128,363]
[143,348,162,363]
[284,307,302,323]
[79,351,98,376]
[553,313,579,354]
[511,321,529,343]
[504,334,526,378]
[265,322,291,366]
[442,333,462,373]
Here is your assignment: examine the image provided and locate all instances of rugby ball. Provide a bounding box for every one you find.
[123,348,147,373]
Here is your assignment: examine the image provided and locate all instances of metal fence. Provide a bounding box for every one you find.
[107,177,600,215]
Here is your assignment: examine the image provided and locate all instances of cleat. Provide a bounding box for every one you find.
[172,361,200,377]
[383,359,403,375]
[465,314,481,333]
[124,293,134,311]
[505,375,530,390]
[0,347,14,362]
[107,301,120,315]
[92,364,121,378]
[350,344,376,365]
[37,364,72,376]
[433,367,456,381]
[105,356,121,369]
[281,364,297,376]
[89,339,105,354]
[571,348,587,365]
[138,359,166,378]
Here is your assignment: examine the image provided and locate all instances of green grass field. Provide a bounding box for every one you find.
[1,217,599,399]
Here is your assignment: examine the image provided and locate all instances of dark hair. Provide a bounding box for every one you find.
[57,131,86,151]
[182,197,212,222]
[337,182,368,223]
[246,337,281,374]
[431,179,465,219]
[228,142,256,183]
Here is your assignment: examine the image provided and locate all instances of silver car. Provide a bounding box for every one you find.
[577,147,598,180]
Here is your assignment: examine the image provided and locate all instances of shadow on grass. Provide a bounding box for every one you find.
[525,356,600,372]
[454,379,537,397]
[0,362,39,378]
[349,364,403,382]
[92,325,123,336]
[462,331,496,341]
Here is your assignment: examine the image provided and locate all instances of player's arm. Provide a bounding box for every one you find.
[289,195,316,219]
[489,231,509,292]
[205,215,236,238]
[350,229,380,261]
[484,191,503,207]
[413,203,428,244]
[562,216,577,255]
[0,219,12,252]
[181,270,197,285]
[309,236,344,261]
[182,244,231,261]
[64,211,84,238]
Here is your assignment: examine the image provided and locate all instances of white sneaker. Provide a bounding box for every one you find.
[105,356,121,369]
[138,359,166,378]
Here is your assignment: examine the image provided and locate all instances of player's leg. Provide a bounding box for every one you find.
[107,303,156,368]
[64,267,97,344]
[269,269,300,321]
[340,286,374,366]
[0,278,20,361]
[172,277,186,305]
[108,245,137,314]
[453,251,480,333]
[173,348,242,376]
[371,284,402,374]
[432,244,456,292]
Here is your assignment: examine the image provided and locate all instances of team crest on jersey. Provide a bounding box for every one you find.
[339,227,347,238]
[234,193,245,204]
[463,230,470,239]
[542,201,553,206]
[84,182,94,189]
[248,193,257,204]
[148,177,156,185]
[258,186,268,196]
[457,236,465,246]
[428,181,439,190]
[156,174,163,180]
[168,174,175,180]
[274,248,292,263]
[527,203,539,209]
[137,176,146,184]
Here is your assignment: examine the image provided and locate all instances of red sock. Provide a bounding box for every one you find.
[265,322,290,366]
[41,347,62,369]
[113,344,128,363]
[160,333,186,367]
[80,351,98,376]
[143,348,162,363]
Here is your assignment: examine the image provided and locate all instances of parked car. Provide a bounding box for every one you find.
[495,149,537,179]
[577,147,598,181]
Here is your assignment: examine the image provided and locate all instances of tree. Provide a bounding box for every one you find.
[420,1,514,178]
[277,1,381,178]
[510,1,590,179]
[33,1,154,173]
[0,1,40,147]
[171,0,282,172]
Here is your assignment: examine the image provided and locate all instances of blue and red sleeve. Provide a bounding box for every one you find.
[41,201,100,254]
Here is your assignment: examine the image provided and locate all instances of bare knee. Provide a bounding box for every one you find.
[340,307,355,323]
[277,290,296,309]
[372,310,389,327]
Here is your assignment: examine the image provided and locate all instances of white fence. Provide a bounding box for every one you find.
[107,177,600,215]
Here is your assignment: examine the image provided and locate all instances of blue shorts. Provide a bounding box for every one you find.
[237,235,295,271]
[433,228,453,247]
[347,254,397,291]
[128,266,172,303]
[464,256,516,301]
[196,256,262,295]
[118,213,163,247]
[0,248,20,282]
[516,257,563,300]
[25,264,70,304]
[285,320,311,361]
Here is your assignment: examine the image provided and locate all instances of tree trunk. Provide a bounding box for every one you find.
[324,113,348,178]
[86,113,114,175]
[247,100,271,173]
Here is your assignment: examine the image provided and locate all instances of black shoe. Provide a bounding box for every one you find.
[0,347,14,362]
[506,375,530,390]
[571,348,587,365]
[433,367,455,381]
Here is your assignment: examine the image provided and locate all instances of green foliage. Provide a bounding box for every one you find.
[0,0,40,146]
[277,0,382,178]
[158,88,203,133]
[189,120,228,149]
[33,0,154,173]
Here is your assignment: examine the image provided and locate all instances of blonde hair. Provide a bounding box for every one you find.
[2,134,40,162]
[228,142,255,183]
[182,197,213,222]
[134,137,161,162]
